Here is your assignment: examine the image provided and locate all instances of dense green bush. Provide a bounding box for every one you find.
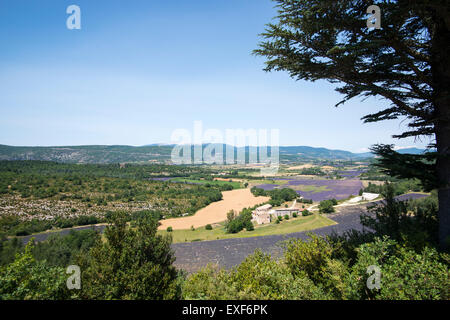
[32,229,99,267]
[225,208,254,234]
[183,235,449,300]
[1,229,99,268]
[319,200,336,214]
[76,212,180,299]
[0,242,70,300]
[284,236,332,273]
[345,237,449,300]
[0,212,102,237]
[361,184,439,249]
[0,237,23,266]
[250,187,298,207]
[182,251,327,300]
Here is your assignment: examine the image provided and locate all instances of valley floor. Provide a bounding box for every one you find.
[160,213,336,243]
[172,204,371,273]
[157,188,269,230]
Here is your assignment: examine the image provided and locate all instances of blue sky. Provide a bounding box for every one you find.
[0,0,431,152]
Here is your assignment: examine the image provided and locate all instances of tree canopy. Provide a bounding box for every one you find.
[254,0,450,248]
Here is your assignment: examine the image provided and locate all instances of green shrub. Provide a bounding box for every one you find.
[205,224,212,230]
[76,212,180,299]
[182,251,327,300]
[32,229,99,267]
[283,235,334,282]
[245,221,254,231]
[0,242,70,300]
[344,236,449,300]
[167,226,173,232]
[226,219,243,233]
[225,208,253,234]
[319,200,335,214]
[361,184,439,249]
[302,209,312,216]
[0,237,23,266]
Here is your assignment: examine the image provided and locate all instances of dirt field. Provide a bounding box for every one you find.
[287,164,314,170]
[158,189,270,230]
[362,180,385,187]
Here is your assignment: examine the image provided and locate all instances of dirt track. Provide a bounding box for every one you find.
[157,189,270,230]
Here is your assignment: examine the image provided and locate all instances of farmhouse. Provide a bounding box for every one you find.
[251,204,272,224]
[269,207,299,218]
[252,201,300,225]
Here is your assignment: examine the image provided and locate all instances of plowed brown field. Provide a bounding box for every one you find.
[158,188,270,230]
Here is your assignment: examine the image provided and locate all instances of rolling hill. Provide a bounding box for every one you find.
[0,144,427,164]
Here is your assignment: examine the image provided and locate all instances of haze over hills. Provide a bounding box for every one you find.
[395,148,430,155]
[0,144,428,164]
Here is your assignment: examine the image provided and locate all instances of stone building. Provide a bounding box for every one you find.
[251,204,272,224]
[269,207,299,218]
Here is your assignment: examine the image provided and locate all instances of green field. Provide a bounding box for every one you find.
[247,179,290,187]
[259,179,289,185]
[159,214,336,243]
[169,178,242,189]
[289,184,331,193]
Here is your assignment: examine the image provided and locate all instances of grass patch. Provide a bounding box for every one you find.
[259,179,289,185]
[289,184,331,193]
[169,178,242,189]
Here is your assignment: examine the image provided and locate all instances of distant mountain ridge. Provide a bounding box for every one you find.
[395,148,429,155]
[0,144,428,164]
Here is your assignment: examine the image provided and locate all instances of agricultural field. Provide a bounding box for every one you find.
[255,178,364,202]
[337,169,368,178]
[159,213,336,243]
[166,177,242,189]
[157,188,269,230]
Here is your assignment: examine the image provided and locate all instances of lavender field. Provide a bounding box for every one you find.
[394,193,429,201]
[257,178,363,202]
[337,170,367,178]
[149,177,173,181]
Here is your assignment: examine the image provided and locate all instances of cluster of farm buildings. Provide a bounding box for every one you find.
[251,202,300,225]
[251,192,380,225]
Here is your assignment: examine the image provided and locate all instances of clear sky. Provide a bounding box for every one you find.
[0,0,431,153]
